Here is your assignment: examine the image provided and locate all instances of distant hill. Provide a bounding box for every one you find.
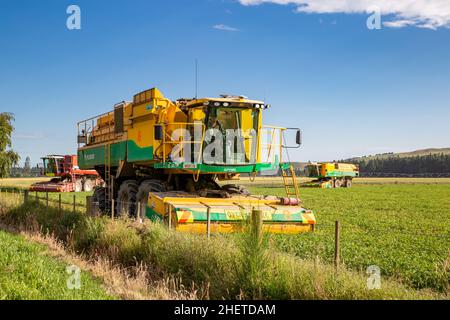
[344,148,450,177]
[346,148,450,162]
[266,148,450,177]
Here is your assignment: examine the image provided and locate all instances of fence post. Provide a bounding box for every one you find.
[137,202,141,222]
[58,194,62,214]
[167,206,171,229]
[251,208,263,245]
[46,192,49,210]
[111,199,115,220]
[73,194,76,213]
[334,221,341,270]
[206,206,211,239]
[35,191,38,206]
[24,190,29,203]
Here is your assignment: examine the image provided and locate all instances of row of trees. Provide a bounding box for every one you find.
[354,154,450,175]
[0,113,20,178]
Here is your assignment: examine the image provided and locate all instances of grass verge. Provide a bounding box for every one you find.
[0,228,112,300]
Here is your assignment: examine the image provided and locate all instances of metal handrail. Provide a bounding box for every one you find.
[161,122,206,164]
[77,111,115,148]
[261,126,286,164]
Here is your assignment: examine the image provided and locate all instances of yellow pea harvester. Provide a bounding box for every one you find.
[77,87,316,234]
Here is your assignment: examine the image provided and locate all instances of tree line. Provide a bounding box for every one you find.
[353,154,450,176]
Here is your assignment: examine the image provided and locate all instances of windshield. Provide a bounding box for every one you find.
[206,107,259,165]
[43,158,62,176]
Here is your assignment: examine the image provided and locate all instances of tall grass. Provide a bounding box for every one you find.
[0,195,446,300]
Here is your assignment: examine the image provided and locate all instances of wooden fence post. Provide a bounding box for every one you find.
[46,192,49,210]
[73,194,76,213]
[334,221,341,269]
[24,190,29,203]
[86,196,93,216]
[206,207,211,239]
[111,199,115,220]
[137,202,141,222]
[35,191,38,206]
[167,206,171,229]
[251,208,263,245]
[59,194,62,214]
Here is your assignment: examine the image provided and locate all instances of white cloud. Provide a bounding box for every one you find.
[383,19,416,28]
[213,24,240,32]
[238,0,450,29]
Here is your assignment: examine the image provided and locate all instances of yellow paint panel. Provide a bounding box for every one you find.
[128,117,155,148]
[175,223,313,234]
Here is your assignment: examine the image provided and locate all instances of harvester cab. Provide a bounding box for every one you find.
[77,87,316,234]
[41,155,65,177]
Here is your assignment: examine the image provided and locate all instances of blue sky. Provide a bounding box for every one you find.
[1,0,449,166]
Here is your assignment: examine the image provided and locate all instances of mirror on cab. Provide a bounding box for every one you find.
[296,129,302,146]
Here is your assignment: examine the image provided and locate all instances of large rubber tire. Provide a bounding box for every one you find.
[135,180,167,219]
[221,184,250,196]
[345,179,352,188]
[83,179,95,192]
[92,187,107,214]
[74,179,83,192]
[334,179,342,189]
[117,180,139,218]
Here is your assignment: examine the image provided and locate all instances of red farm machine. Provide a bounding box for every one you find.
[30,155,103,192]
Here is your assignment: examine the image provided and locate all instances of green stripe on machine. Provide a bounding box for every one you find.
[127,140,154,162]
[78,141,127,168]
[153,162,280,173]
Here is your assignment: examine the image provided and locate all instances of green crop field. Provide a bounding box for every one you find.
[248,183,450,291]
[0,230,112,300]
[1,177,449,293]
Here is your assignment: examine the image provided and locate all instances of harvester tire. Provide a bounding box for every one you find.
[83,179,95,192]
[334,179,342,188]
[135,180,167,219]
[117,180,139,218]
[92,187,107,214]
[345,179,352,188]
[75,179,83,192]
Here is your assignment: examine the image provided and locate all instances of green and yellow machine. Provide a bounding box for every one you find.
[304,162,359,188]
[77,87,315,234]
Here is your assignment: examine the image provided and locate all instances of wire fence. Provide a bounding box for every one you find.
[360,172,450,178]
[0,187,264,241]
[0,187,86,214]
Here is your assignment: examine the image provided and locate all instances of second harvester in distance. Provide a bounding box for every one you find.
[77,87,316,234]
[304,162,359,188]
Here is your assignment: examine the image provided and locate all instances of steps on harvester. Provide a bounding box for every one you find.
[280,163,301,201]
[105,144,113,212]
